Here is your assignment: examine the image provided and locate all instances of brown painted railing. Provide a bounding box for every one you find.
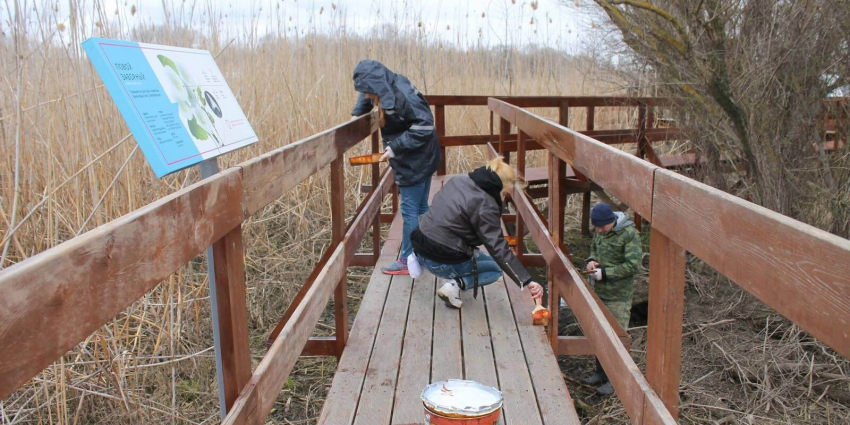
[1,94,846,425]
[0,110,390,422]
[488,98,850,424]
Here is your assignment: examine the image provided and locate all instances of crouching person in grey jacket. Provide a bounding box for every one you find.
[411,157,543,308]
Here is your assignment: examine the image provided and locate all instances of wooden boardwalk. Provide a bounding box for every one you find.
[319,177,581,425]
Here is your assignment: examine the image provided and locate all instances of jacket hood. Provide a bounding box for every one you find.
[612,211,634,232]
[468,166,503,210]
[352,60,397,109]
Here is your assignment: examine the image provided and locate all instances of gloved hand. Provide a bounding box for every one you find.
[380,147,395,161]
[586,261,600,271]
[590,268,603,281]
[526,281,544,299]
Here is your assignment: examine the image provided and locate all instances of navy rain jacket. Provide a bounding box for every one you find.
[351,60,441,187]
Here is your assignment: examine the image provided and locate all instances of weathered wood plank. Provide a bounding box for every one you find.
[223,244,347,425]
[426,95,676,108]
[0,169,244,400]
[352,274,413,425]
[211,224,253,411]
[460,282,499,390]
[429,177,463,385]
[489,98,657,220]
[431,277,463,382]
[440,128,682,149]
[645,227,687,418]
[391,174,442,425]
[302,337,337,357]
[547,154,566,349]
[318,216,403,425]
[343,169,394,264]
[557,336,633,356]
[391,273,436,425]
[436,105,447,176]
[504,274,582,425]
[485,279,543,425]
[652,168,850,358]
[331,157,349,357]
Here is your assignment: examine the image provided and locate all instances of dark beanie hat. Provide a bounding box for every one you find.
[591,203,616,227]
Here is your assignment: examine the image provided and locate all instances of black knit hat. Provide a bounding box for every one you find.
[591,203,616,227]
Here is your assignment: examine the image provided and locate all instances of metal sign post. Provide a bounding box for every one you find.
[199,157,227,420]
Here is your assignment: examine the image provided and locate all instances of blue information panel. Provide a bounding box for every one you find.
[83,38,258,177]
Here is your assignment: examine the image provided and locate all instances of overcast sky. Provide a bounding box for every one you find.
[31,0,590,51]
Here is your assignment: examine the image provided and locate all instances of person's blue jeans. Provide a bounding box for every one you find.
[399,178,432,260]
[417,252,503,290]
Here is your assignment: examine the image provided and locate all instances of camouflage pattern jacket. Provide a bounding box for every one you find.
[587,212,642,291]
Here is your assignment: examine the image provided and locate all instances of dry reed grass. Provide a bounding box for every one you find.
[0,1,616,423]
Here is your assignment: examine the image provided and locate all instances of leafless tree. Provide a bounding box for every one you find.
[575,0,850,236]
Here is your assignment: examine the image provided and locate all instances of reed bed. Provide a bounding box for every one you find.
[0,1,618,423]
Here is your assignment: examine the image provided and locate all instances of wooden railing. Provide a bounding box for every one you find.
[488,98,850,424]
[1,94,846,425]
[0,110,390,423]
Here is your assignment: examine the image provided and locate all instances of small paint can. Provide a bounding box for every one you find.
[421,379,503,425]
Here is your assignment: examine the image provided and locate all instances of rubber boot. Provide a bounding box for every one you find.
[580,359,609,386]
[596,381,615,396]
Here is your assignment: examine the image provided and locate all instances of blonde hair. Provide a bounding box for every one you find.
[485,157,524,193]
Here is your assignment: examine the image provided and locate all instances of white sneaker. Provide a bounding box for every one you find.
[437,279,462,309]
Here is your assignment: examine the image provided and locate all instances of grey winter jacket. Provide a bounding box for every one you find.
[351,60,441,187]
[418,175,533,287]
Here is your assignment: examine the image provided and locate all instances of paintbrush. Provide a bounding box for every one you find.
[531,297,551,327]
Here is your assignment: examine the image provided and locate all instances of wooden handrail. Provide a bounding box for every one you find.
[3,92,844,424]
[0,110,380,401]
[426,95,676,108]
[489,97,850,423]
[490,98,657,220]
[222,167,394,425]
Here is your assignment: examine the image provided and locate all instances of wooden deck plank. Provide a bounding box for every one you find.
[391,273,436,425]
[461,286,507,425]
[352,273,413,425]
[504,277,582,425]
[391,177,443,425]
[485,279,543,425]
[321,175,585,425]
[460,289,499,389]
[431,288,463,383]
[429,177,464,384]
[318,215,403,425]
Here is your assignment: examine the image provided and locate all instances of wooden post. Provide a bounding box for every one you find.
[371,132,381,263]
[436,105,447,175]
[547,153,567,350]
[392,185,399,215]
[210,224,252,412]
[634,103,648,231]
[489,111,494,147]
[330,158,349,357]
[645,227,687,419]
[498,117,510,159]
[515,130,526,263]
[581,106,593,236]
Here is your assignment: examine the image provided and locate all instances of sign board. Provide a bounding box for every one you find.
[83,38,257,177]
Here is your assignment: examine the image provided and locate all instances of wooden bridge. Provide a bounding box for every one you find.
[1,96,848,425]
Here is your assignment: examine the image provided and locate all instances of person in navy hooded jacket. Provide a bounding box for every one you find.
[351,60,441,275]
